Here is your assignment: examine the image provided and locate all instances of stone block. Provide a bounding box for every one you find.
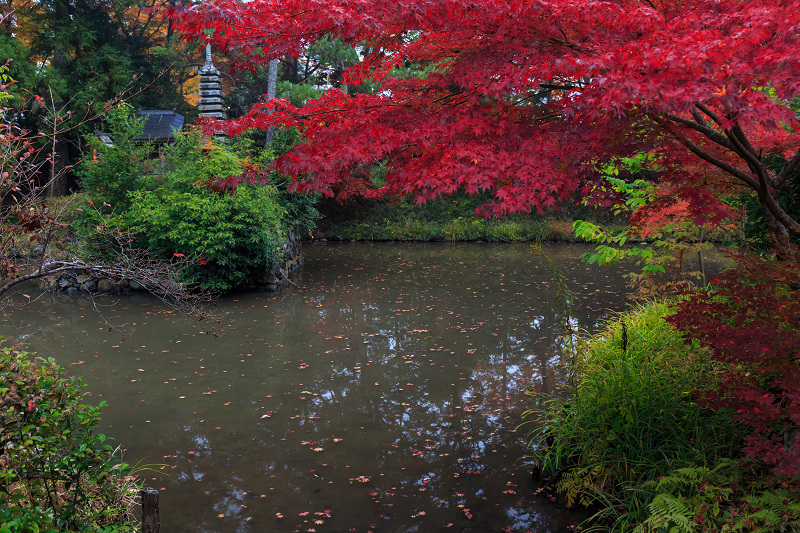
[97,279,117,292]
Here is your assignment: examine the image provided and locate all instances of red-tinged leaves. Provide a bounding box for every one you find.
[173,0,800,230]
[667,254,800,476]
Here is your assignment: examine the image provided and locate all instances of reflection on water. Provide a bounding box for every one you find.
[5,243,639,532]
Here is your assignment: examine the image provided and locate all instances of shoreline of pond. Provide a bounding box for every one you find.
[7,242,635,532]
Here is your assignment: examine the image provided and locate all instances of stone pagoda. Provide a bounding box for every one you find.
[198,43,224,119]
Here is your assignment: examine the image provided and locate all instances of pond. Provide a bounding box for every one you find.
[6,242,653,532]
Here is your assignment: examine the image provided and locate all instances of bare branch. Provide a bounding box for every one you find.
[726,122,769,179]
[678,137,759,190]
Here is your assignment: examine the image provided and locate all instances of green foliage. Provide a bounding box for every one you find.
[124,134,287,291]
[277,81,326,109]
[575,156,718,298]
[634,460,800,533]
[125,182,285,292]
[314,195,577,242]
[79,110,300,291]
[78,104,151,210]
[0,39,37,104]
[527,303,743,531]
[0,342,136,532]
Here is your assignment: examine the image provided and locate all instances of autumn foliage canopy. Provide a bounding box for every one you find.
[173,0,800,238]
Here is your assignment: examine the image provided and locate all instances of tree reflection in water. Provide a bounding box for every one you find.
[6,243,653,532]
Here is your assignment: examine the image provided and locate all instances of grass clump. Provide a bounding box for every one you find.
[527,302,746,531]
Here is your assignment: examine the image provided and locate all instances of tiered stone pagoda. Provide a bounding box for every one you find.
[198,43,224,119]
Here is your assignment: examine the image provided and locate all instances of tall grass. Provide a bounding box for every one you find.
[527,302,743,531]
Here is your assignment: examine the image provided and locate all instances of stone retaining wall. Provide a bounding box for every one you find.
[40,228,304,294]
[241,227,304,292]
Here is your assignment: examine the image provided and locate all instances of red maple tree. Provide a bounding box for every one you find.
[173,0,800,242]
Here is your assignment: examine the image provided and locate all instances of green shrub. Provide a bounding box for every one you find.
[527,302,743,531]
[79,116,306,291]
[125,182,285,291]
[78,104,153,211]
[0,343,137,532]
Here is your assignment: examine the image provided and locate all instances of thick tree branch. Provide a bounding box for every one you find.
[678,136,759,190]
[694,102,723,127]
[775,146,800,189]
[665,112,735,151]
[0,264,73,296]
[726,122,769,180]
[756,180,800,241]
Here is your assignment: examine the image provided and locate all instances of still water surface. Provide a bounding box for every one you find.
[7,243,640,532]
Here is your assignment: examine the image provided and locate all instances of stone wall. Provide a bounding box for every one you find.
[40,228,304,294]
[241,228,304,292]
[39,272,141,294]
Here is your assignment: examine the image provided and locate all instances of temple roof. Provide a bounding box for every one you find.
[134,109,185,144]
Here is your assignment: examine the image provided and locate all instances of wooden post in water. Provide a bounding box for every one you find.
[140,488,160,533]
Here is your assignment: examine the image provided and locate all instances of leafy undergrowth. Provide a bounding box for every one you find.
[668,253,800,477]
[312,195,605,242]
[526,300,800,532]
[0,342,138,532]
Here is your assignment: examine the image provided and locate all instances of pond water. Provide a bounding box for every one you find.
[6,242,651,532]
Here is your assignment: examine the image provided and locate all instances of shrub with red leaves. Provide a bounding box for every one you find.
[667,253,800,477]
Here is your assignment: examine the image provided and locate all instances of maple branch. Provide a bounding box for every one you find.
[755,171,800,241]
[694,103,723,127]
[669,110,771,190]
[775,146,800,190]
[539,83,581,91]
[665,112,734,151]
[675,135,759,190]
[725,122,770,183]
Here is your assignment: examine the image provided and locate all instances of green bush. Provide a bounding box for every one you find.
[634,459,800,533]
[78,104,153,211]
[527,302,743,531]
[125,182,285,291]
[0,343,136,532]
[78,114,313,291]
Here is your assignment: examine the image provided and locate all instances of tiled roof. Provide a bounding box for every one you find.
[134,109,185,144]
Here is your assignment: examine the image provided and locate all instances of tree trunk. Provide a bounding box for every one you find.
[47,137,69,198]
[265,58,278,145]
